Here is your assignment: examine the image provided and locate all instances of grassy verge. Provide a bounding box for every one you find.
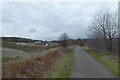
[81,46,118,77]
[46,48,74,78]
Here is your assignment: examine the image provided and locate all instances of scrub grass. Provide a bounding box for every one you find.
[46,48,73,78]
[82,46,118,77]
[3,49,63,78]
[3,57,20,63]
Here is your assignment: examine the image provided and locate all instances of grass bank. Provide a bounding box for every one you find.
[46,48,74,78]
[81,46,118,77]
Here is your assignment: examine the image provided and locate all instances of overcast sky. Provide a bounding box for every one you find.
[1,1,118,40]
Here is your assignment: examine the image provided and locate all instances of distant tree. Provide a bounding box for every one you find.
[59,33,69,48]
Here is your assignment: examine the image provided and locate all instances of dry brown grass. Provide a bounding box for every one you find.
[104,54,118,63]
[2,49,63,78]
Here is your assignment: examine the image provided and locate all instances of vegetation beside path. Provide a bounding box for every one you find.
[3,47,74,78]
[82,46,119,77]
[45,47,74,78]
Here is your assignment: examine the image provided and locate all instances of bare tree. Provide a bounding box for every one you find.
[59,32,69,48]
[88,9,118,53]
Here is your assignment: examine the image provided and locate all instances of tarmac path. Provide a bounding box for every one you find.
[72,46,115,78]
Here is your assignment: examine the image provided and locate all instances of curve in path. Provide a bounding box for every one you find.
[72,46,115,78]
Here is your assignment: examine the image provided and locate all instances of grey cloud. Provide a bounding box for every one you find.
[51,30,61,33]
[28,28,38,33]
[2,2,117,40]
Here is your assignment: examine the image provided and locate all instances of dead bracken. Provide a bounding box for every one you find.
[2,49,63,78]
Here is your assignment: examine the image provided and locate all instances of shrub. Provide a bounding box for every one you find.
[2,49,63,78]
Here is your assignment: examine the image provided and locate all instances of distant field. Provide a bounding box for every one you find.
[13,42,30,46]
[2,41,46,52]
[2,41,59,53]
[13,42,44,46]
[2,40,59,63]
[2,47,58,63]
[2,47,29,63]
[2,48,28,57]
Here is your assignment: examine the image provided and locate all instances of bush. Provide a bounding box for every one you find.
[3,49,63,78]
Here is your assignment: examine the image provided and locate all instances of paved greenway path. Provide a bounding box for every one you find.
[72,46,115,78]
